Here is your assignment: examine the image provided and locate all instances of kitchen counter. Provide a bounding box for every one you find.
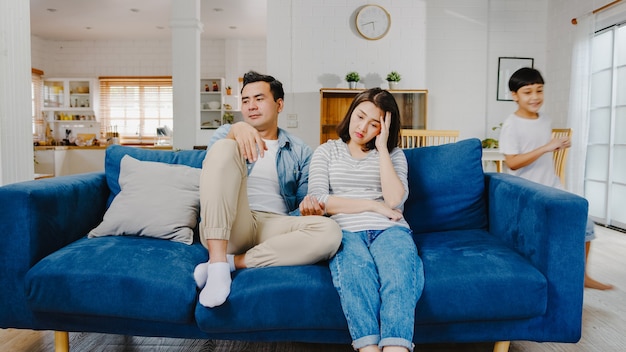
[33,145,173,178]
[34,145,173,151]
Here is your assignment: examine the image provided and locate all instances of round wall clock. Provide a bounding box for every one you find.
[355,4,391,40]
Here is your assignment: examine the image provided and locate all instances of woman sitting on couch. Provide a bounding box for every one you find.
[301,88,424,352]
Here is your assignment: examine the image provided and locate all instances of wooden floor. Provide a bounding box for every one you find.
[2,226,624,352]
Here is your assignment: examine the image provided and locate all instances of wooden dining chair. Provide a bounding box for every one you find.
[400,129,460,148]
[551,128,572,185]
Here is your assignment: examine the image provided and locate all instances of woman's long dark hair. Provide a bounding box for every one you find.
[336,88,401,151]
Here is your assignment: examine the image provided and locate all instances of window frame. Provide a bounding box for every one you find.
[99,76,173,145]
[32,68,44,140]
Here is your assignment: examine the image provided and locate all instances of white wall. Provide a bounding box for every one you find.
[545,0,606,128]
[426,1,490,141]
[31,37,266,147]
[267,0,556,147]
[29,0,606,150]
[485,0,547,139]
[267,0,428,148]
[32,38,265,82]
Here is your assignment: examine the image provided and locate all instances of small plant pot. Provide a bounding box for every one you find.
[388,81,399,90]
[349,81,357,89]
[226,88,232,95]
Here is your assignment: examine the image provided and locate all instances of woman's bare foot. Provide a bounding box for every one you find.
[584,275,613,290]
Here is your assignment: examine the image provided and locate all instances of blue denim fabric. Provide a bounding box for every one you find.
[207,125,312,215]
[585,217,596,241]
[329,226,424,351]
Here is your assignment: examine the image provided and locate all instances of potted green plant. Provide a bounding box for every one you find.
[223,111,234,124]
[345,71,360,89]
[386,71,401,89]
[481,123,502,149]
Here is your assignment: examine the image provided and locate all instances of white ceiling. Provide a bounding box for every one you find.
[29,0,267,41]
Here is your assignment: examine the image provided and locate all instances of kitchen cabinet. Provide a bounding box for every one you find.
[34,147,105,177]
[34,146,172,178]
[200,78,225,129]
[43,78,99,142]
[43,78,97,117]
[33,148,55,175]
[319,88,428,144]
[199,78,241,130]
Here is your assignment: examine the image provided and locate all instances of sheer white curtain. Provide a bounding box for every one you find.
[566,15,595,195]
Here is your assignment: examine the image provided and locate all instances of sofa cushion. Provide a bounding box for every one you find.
[104,145,206,204]
[414,229,547,323]
[25,236,207,324]
[195,264,349,335]
[195,229,546,334]
[403,138,487,234]
[89,155,201,244]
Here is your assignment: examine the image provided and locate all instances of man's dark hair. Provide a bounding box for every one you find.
[508,67,545,93]
[242,71,285,101]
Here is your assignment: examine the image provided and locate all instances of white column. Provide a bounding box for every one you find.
[224,40,241,91]
[170,0,202,150]
[0,0,34,185]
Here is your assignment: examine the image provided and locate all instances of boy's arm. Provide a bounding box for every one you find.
[505,137,570,170]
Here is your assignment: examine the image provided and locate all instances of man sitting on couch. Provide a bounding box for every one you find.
[194,71,342,307]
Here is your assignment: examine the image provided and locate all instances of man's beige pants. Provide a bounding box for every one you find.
[199,139,341,268]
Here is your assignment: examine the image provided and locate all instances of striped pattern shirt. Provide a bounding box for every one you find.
[308,139,410,232]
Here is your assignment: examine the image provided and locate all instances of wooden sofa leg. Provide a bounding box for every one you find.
[493,341,510,352]
[54,331,69,352]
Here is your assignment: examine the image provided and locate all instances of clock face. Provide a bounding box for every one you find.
[356,5,391,40]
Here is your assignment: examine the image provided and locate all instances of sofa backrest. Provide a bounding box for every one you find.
[104,141,487,234]
[402,138,487,234]
[104,145,206,204]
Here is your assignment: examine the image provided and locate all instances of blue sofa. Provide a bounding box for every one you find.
[0,139,587,352]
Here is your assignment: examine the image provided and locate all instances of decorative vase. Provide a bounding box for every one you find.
[388,81,399,90]
[349,81,357,89]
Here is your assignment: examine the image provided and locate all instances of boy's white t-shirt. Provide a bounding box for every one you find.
[499,113,562,189]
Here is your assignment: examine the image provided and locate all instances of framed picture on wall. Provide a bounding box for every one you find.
[497,57,534,101]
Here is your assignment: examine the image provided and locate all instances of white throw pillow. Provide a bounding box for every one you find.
[88,155,201,244]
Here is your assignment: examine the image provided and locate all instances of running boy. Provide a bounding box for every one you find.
[499,67,612,290]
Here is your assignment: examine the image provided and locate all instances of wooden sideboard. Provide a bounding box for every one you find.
[319,88,428,144]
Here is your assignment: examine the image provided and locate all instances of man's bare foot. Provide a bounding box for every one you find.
[584,275,614,290]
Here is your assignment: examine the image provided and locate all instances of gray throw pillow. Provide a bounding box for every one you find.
[88,155,201,244]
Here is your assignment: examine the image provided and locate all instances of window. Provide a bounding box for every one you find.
[32,68,44,140]
[586,23,626,230]
[99,76,173,144]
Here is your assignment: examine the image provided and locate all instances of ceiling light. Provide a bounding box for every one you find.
[229,26,237,30]
[156,26,165,30]
[46,8,57,13]
[213,8,223,12]
[130,8,140,13]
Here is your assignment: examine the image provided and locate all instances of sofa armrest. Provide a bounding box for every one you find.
[485,172,586,339]
[486,172,587,272]
[0,172,108,327]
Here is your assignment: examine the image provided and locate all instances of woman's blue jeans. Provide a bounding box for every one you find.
[329,226,424,351]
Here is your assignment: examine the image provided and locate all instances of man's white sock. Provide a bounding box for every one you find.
[194,255,236,289]
[194,262,209,289]
[199,262,232,308]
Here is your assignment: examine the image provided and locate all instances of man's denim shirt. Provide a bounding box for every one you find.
[207,125,312,216]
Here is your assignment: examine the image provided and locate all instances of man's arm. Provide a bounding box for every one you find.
[207,122,267,162]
